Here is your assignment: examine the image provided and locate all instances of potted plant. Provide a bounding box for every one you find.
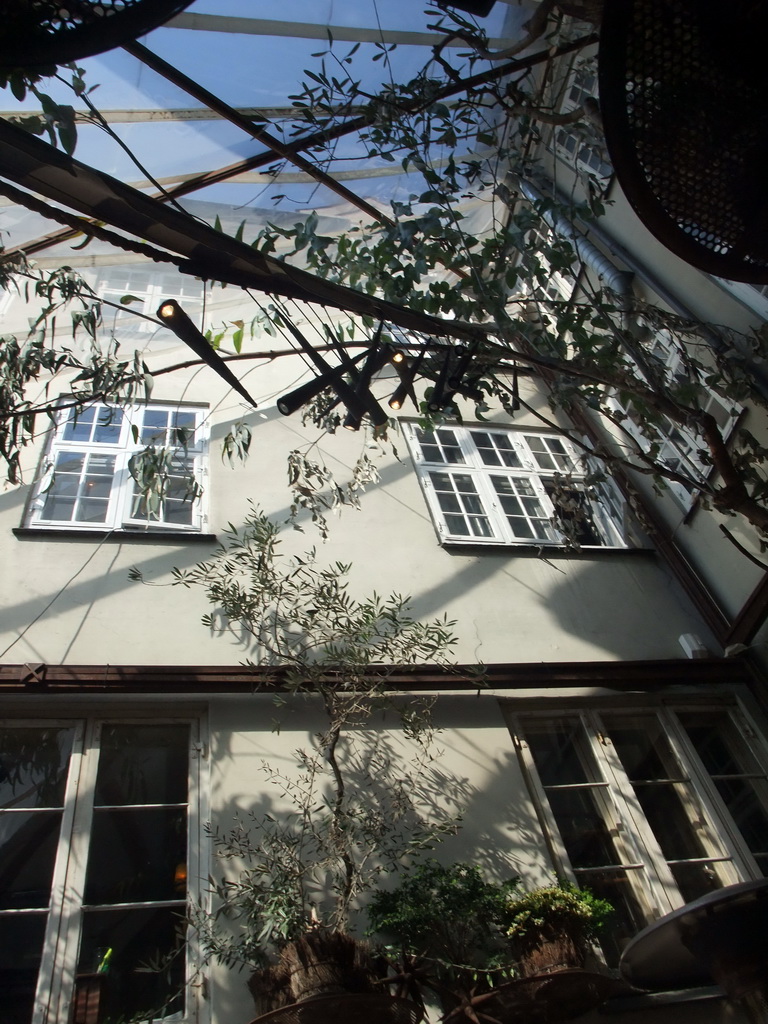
[502,881,614,978]
[178,509,466,1022]
[367,861,520,1020]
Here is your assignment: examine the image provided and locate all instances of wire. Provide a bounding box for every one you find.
[1,529,117,660]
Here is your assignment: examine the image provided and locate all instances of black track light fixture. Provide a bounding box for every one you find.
[447,347,472,390]
[157,300,258,407]
[427,348,455,412]
[388,348,425,411]
[276,350,368,416]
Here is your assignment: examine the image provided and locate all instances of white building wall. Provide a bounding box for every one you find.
[0,329,720,666]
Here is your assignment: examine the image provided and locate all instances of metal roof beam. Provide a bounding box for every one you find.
[166,13,513,48]
[0,106,354,124]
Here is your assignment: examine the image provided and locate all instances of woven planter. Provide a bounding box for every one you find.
[249,931,384,1016]
[517,934,585,978]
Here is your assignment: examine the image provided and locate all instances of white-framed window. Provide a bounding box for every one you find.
[615,331,741,507]
[507,698,768,963]
[26,402,208,533]
[519,224,577,309]
[97,268,203,344]
[404,423,627,548]
[0,717,206,1024]
[553,68,612,180]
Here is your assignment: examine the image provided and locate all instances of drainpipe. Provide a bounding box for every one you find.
[514,177,635,298]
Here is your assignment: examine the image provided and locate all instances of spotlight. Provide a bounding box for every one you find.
[388,348,425,411]
[388,384,408,411]
[157,299,258,407]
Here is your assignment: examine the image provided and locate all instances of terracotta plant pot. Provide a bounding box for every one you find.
[249,931,383,1015]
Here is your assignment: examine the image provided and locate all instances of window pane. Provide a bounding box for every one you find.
[94,726,189,806]
[525,718,596,786]
[547,788,619,868]
[571,869,646,965]
[429,472,492,538]
[606,714,733,896]
[172,411,197,447]
[493,476,557,542]
[0,811,63,909]
[0,913,47,1024]
[62,406,96,442]
[0,727,74,808]
[474,432,523,469]
[521,717,648,966]
[141,409,171,446]
[43,453,116,524]
[416,428,464,464]
[85,808,187,905]
[76,906,186,1023]
[525,434,573,471]
[669,862,724,903]
[678,711,768,876]
[92,408,124,445]
[62,406,123,445]
[52,451,85,477]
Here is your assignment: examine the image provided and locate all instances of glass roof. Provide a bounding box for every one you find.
[0,1,527,250]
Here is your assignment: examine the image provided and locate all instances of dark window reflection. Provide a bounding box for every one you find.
[85,808,187,905]
[0,811,62,910]
[525,718,595,786]
[75,907,186,1023]
[572,869,646,965]
[0,913,47,1024]
[94,726,189,806]
[0,727,74,809]
[547,788,619,869]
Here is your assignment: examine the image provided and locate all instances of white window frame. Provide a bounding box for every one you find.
[404,423,628,548]
[506,698,768,949]
[26,402,209,534]
[553,67,612,181]
[0,715,209,1024]
[614,330,742,508]
[96,267,204,343]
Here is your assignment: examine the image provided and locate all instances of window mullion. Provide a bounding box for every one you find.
[474,471,505,541]
[188,720,209,1023]
[587,712,679,916]
[42,720,99,1024]
[114,451,135,529]
[663,708,762,881]
[511,721,575,878]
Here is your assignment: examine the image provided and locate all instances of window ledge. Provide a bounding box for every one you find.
[440,542,654,556]
[13,528,218,543]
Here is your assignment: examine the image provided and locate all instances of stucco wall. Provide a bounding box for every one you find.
[0,333,721,665]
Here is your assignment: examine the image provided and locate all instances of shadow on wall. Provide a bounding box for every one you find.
[205,691,549,1024]
[404,547,715,662]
